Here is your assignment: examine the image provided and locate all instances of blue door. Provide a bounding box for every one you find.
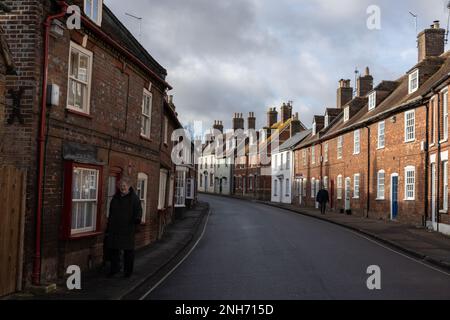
[391,176,398,220]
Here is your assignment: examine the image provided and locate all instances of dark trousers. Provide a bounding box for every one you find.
[319,202,327,215]
[110,249,135,275]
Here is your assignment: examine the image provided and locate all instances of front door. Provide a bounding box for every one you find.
[391,174,399,220]
[345,178,351,211]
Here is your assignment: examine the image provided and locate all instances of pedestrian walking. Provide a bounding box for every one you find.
[105,176,142,278]
[316,187,329,215]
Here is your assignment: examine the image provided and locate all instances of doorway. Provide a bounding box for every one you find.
[391,173,399,220]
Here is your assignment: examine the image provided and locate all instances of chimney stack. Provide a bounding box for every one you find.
[336,79,353,109]
[247,112,256,130]
[290,112,303,136]
[281,101,293,123]
[232,113,244,131]
[417,20,445,63]
[357,67,373,97]
[213,120,224,133]
[267,107,278,128]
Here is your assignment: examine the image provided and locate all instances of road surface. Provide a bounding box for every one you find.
[147,194,450,300]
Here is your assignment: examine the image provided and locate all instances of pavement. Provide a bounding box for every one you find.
[148,194,450,300]
[5,202,209,300]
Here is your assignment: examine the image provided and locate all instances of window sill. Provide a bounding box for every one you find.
[66,108,93,119]
[439,210,448,214]
[375,198,385,201]
[404,198,415,201]
[140,135,153,142]
[404,139,416,144]
[439,139,448,144]
[377,146,385,150]
[67,231,103,240]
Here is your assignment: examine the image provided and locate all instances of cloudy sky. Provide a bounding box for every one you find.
[106,0,450,130]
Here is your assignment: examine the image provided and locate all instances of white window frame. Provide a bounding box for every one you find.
[344,107,350,122]
[377,121,385,149]
[324,143,328,163]
[137,173,148,223]
[337,175,343,200]
[285,179,290,196]
[368,91,377,111]
[158,169,168,210]
[408,69,419,94]
[67,42,93,115]
[404,110,415,142]
[311,178,316,199]
[84,0,103,26]
[312,122,317,136]
[286,152,290,170]
[404,166,416,201]
[164,116,169,145]
[323,176,329,190]
[377,170,385,200]
[311,145,315,165]
[186,178,195,199]
[337,136,343,159]
[175,170,186,207]
[353,174,360,199]
[141,88,153,139]
[324,114,329,128]
[71,167,99,235]
[443,89,449,142]
[303,149,307,166]
[443,161,448,212]
[353,130,361,155]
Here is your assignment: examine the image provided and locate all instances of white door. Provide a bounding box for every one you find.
[345,178,351,211]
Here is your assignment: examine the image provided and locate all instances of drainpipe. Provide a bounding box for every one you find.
[365,125,371,218]
[424,98,430,226]
[437,92,441,233]
[34,1,68,286]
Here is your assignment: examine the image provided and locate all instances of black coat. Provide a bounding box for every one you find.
[316,189,329,203]
[105,188,142,250]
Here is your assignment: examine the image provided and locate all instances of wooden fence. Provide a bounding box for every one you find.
[0,166,26,297]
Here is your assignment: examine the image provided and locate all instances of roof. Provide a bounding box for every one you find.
[101,5,167,79]
[295,52,450,151]
[279,130,312,151]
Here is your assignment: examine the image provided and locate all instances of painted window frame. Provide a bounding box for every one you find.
[354,129,361,155]
[377,170,385,200]
[368,91,377,111]
[137,173,148,223]
[141,88,153,139]
[377,121,385,149]
[67,42,93,115]
[442,161,448,212]
[404,166,416,201]
[62,161,103,239]
[343,107,350,122]
[353,174,360,199]
[84,0,103,26]
[443,89,449,142]
[408,69,419,94]
[337,136,343,159]
[324,143,329,162]
[337,175,343,200]
[404,110,415,143]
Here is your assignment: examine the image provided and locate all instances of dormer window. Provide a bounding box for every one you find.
[312,122,317,136]
[368,91,376,111]
[84,0,103,26]
[324,114,329,128]
[408,69,419,94]
[343,107,350,122]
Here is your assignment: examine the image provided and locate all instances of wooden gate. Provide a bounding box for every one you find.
[0,166,26,297]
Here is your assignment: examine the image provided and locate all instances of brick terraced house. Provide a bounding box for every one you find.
[0,0,186,294]
[293,21,450,235]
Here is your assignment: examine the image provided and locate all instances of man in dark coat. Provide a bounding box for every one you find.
[105,177,142,278]
[316,187,330,215]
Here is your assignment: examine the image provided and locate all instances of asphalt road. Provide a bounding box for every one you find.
[147,194,450,300]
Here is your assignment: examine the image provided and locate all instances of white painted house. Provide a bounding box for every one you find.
[271,130,311,204]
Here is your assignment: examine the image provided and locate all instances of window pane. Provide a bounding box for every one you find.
[85,0,92,17]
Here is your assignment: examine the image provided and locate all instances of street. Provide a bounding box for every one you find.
[146,194,450,300]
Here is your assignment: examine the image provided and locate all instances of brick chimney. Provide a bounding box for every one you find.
[290,113,303,136]
[418,20,445,63]
[357,67,373,97]
[267,108,278,127]
[281,102,293,123]
[247,112,256,130]
[336,79,353,109]
[213,120,223,133]
[232,113,244,131]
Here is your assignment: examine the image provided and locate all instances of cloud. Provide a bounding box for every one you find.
[105,0,450,130]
